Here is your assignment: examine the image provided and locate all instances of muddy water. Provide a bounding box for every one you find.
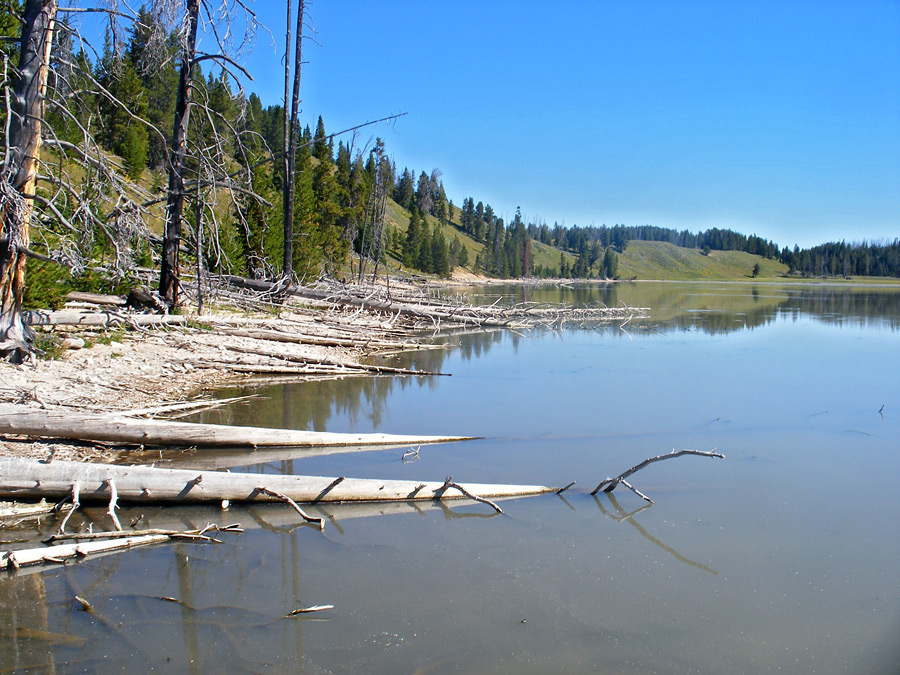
[2,282,899,673]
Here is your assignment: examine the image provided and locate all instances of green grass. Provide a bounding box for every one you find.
[617,240,788,280]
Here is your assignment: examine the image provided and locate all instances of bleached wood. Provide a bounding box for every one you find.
[24,310,187,327]
[1,534,170,569]
[0,405,473,448]
[0,457,555,505]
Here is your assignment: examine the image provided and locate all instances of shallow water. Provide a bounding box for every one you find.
[2,282,899,673]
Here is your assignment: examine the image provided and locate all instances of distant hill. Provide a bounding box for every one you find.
[617,241,788,280]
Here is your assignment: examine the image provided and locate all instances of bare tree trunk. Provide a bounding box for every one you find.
[281,0,304,279]
[0,0,57,362]
[0,457,554,505]
[159,0,201,310]
[0,405,471,447]
[281,0,293,277]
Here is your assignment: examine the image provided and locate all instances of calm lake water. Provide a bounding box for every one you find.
[2,281,899,673]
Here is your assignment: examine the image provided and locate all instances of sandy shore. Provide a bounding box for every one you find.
[0,302,418,463]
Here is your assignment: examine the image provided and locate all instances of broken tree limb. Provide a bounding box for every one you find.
[58,480,81,534]
[437,476,504,514]
[45,523,243,543]
[591,449,725,502]
[0,405,475,448]
[252,486,324,530]
[106,479,122,531]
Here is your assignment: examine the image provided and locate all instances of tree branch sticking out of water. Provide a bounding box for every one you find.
[591,449,725,503]
[253,486,325,531]
[439,476,504,514]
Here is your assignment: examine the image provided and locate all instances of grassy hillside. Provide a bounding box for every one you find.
[618,240,788,280]
[380,199,802,282]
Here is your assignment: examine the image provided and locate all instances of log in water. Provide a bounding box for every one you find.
[0,457,556,504]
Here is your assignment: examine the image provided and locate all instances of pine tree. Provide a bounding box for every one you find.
[97,45,150,179]
[431,224,449,277]
[403,207,422,267]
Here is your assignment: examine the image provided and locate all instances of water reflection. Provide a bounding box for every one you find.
[594,493,717,575]
[191,328,509,432]
[461,282,900,333]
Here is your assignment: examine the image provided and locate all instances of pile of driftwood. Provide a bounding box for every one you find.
[219,274,648,329]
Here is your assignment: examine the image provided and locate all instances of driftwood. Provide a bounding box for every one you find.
[0,457,556,505]
[0,405,473,448]
[220,274,647,328]
[591,449,725,502]
[24,310,187,328]
[220,343,448,376]
[66,291,127,307]
[215,326,413,351]
[1,534,171,569]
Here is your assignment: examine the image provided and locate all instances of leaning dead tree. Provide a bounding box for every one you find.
[0,0,58,363]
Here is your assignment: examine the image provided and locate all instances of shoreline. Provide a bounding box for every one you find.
[0,300,429,464]
[3,274,895,465]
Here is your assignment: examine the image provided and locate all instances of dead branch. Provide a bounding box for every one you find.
[438,476,504,514]
[285,605,334,617]
[591,449,725,502]
[105,479,122,531]
[253,486,324,531]
[58,479,81,534]
[45,523,243,543]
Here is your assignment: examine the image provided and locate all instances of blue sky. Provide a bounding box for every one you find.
[131,1,900,249]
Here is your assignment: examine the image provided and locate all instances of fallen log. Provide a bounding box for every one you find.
[215,326,410,350]
[24,310,187,328]
[0,457,556,504]
[221,343,449,376]
[0,405,474,448]
[1,534,170,569]
[65,291,127,307]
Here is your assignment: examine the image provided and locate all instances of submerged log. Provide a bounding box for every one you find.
[0,405,473,448]
[0,457,556,504]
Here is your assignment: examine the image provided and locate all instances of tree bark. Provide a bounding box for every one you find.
[0,405,473,448]
[0,0,58,362]
[159,0,201,309]
[282,0,305,279]
[0,457,555,504]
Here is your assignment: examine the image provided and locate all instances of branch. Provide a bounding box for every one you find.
[591,449,725,502]
[253,486,324,530]
[438,476,504,514]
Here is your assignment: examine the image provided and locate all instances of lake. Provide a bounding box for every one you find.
[2,281,899,673]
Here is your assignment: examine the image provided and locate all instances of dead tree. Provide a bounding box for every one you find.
[358,138,390,283]
[281,0,305,279]
[158,0,200,309]
[0,0,58,362]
